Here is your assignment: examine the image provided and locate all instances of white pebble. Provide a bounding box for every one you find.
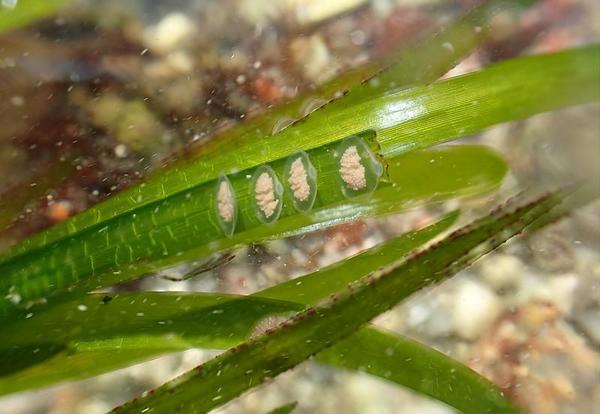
[114,144,128,158]
[548,274,579,314]
[453,280,501,340]
[480,254,524,290]
[145,13,195,54]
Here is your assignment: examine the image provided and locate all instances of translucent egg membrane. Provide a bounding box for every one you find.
[335,135,383,198]
[251,165,284,224]
[284,151,317,212]
[213,130,385,236]
[214,174,237,237]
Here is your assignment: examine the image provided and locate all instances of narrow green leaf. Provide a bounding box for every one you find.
[0,347,173,396]
[526,183,600,232]
[257,211,460,305]
[317,328,514,414]
[187,0,532,162]
[0,292,301,350]
[2,45,595,287]
[0,343,66,377]
[113,192,563,413]
[376,45,600,157]
[266,402,297,414]
[0,0,72,33]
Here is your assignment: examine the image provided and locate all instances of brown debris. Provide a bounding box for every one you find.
[470,302,600,414]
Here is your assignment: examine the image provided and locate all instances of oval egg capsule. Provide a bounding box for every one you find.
[215,174,237,236]
[252,165,284,223]
[285,151,317,212]
[336,135,383,198]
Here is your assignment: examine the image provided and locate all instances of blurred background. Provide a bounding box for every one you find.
[0,0,599,413]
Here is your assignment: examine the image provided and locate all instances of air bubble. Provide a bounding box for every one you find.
[252,165,283,223]
[300,97,329,117]
[215,174,237,237]
[336,136,382,198]
[285,151,317,212]
[271,116,294,135]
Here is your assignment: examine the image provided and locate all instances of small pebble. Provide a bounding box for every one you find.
[453,280,501,340]
[479,253,525,291]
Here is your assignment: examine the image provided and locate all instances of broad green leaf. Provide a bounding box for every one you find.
[112,192,564,413]
[0,0,72,33]
[0,145,506,323]
[1,0,521,257]
[1,292,301,350]
[317,328,514,414]
[2,46,596,298]
[40,42,598,247]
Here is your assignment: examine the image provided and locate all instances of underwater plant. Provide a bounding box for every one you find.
[0,0,598,413]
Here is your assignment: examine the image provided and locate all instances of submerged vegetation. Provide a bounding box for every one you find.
[0,0,599,413]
